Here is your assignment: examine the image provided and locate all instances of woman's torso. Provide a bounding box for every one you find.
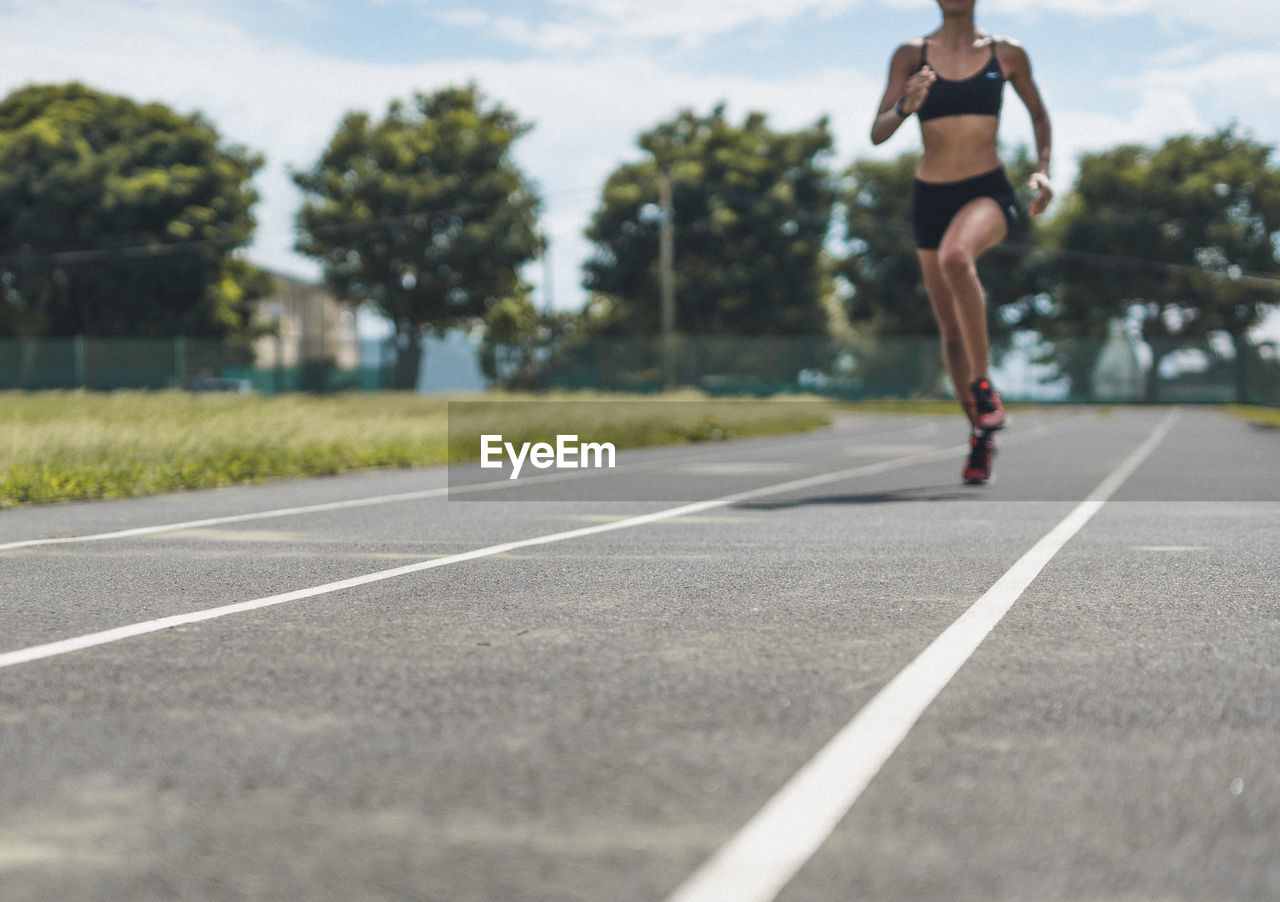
[914,35,1006,183]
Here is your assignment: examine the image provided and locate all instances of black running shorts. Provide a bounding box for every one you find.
[911,167,1020,250]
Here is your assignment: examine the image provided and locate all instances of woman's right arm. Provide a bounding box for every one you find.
[870,42,934,146]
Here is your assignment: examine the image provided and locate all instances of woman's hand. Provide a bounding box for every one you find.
[1027,172,1053,217]
[899,65,937,116]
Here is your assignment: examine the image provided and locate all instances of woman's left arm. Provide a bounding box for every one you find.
[1002,40,1053,217]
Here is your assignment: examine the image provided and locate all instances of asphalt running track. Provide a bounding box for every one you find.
[1,405,1277,901]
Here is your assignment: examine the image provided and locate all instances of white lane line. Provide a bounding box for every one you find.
[0,413,1100,671]
[0,450,705,552]
[0,441,973,670]
[0,416,1078,553]
[0,489,449,552]
[0,429,854,552]
[665,409,1178,902]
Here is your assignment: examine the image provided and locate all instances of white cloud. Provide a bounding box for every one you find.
[991,0,1280,40]
[0,0,883,301]
[420,0,1280,50]
[1,0,1276,315]
[1119,49,1280,107]
[425,0,869,50]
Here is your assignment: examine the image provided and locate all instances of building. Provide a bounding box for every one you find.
[250,272,490,393]
[252,272,359,372]
[1091,317,1143,402]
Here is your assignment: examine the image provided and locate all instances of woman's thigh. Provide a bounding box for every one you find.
[939,197,1008,262]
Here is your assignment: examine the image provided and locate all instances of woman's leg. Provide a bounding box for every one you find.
[917,250,975,424]
[919,195,1010,481]
[935,197,1008,380]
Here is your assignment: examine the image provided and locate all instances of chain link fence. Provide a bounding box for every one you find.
[491,331,1280,405]
[0,337,391,394]
[2,332,1277,404]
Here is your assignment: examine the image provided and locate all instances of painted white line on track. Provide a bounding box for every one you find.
[0,440,979,670]
[0,416,1076,553]
[0,445,717,552]
[664,409,1179,902]
[0,429,855,552]
[0,489,450,552]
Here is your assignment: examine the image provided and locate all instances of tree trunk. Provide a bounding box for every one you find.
[1144,347,1168,403]
[1230,329,1251,404]
[392,330,423,391]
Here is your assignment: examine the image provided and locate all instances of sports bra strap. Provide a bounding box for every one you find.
[919,36,999,70]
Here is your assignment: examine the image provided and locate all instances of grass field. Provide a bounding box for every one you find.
[5,390,1273,509]
[1228,402,1280,429]
[0,390,837,508]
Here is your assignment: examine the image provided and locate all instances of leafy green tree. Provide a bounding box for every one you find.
[1042,127,1280,401]
[838,153,929,332]
[479,295,599,391]
[584,104,836,339]
[478,293,541,389]
[832,153,935,395]
[294,84,543,389]
[0,83,266,338]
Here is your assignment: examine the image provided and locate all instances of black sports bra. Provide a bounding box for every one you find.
[915,39,1004,122]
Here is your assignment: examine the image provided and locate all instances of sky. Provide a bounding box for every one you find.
[2,0,1278,324]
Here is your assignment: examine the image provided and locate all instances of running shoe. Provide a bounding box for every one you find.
[963,431,995,485]
[969,378,1006,432]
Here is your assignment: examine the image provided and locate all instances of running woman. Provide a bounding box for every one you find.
[870,0,1052,483]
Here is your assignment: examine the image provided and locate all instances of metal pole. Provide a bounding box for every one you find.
[659,171,676,390]
[541,233,555,315]
[74,334,86,389]
[174,335,187,389]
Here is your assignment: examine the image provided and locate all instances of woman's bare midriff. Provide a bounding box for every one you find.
[916,115,1002,183]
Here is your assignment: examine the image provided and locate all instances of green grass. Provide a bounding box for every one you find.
[443,392,835,464]
[1227,404,1280,430]
[0,390,840,508]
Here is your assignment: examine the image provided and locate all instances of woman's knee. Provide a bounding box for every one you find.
[937,243,976,283]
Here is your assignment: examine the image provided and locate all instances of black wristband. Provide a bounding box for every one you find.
[894,96,909,118]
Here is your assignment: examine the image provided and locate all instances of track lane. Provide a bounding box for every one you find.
[0,407,1275,901]
[1,411,1090,652]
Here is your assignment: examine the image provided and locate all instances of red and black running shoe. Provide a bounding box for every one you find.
[969,378,1006,432]
[963,431,996,485]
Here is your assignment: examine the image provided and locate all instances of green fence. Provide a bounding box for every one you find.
[0,336,232,391]
[499,332,1280,405]
[0,336,393,394]
[2,333,1277,404]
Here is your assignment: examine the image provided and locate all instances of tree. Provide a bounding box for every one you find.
[478,295,598,391]
[1044,127,1280,401]
[584,104,836,339]
[835,148,1046,396]
[294,85,543,389]
[0,82,266,338]
[478,292,542,389]
[838,154,929,327]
